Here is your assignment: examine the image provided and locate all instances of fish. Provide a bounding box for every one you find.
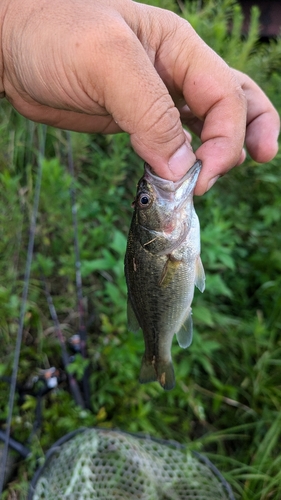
[124,160,205,390]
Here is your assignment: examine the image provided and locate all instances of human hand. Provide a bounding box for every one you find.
[1,0,279,194]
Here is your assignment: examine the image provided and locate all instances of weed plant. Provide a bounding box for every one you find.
[1,1,281,499]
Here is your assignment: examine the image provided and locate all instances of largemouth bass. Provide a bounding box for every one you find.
[124,160,205,390]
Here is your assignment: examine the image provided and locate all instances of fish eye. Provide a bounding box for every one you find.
[138,194,150,207]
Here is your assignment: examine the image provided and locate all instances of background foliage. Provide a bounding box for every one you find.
[1,1,281,498]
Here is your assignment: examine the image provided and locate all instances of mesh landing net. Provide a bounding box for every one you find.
[29,428,235,500]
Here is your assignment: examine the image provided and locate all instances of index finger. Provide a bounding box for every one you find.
[154,16,249,193]
[233,69,280,163]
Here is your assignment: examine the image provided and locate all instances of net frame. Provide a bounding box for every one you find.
[28,427,235,500]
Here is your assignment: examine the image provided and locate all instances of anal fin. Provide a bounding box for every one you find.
[195,256,205,293]
[176,308,193,348]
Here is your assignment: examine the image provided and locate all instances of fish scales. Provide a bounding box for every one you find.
[125,161,205,390]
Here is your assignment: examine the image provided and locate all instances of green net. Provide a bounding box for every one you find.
[29,428,234,500]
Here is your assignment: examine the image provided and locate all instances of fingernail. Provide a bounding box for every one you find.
[207,175,220,191]
[168,143,196,179]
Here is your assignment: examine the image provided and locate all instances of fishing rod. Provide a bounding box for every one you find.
[40,275,85,408]
[0,129,94,495]
[0,431,30,460]
[0,125,46,495]
[0,367,66,482]
[66,131,91,410]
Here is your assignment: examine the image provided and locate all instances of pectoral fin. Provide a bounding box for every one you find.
[176,308,193,348]
[195,256,205,293]
[159,255,182,287]
[127,297,140,333]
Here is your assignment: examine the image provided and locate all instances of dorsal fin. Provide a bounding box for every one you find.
[195,256,205,293]
[127,297,140,333]
[176,308,193,348]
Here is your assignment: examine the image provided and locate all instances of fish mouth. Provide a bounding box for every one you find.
[143,160,202,200]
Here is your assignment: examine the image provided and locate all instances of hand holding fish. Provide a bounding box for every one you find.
[0,0,279,193]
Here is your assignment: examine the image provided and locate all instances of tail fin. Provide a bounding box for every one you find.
[157,361,175,391]
[139,358,157,385]
[139,357,175,391]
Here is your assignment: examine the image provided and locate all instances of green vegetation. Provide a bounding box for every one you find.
[1,1,281,498]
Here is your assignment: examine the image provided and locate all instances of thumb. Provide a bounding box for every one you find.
[131,116,196,182]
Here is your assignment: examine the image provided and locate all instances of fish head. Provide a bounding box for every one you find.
[133,176,163,231]
[133,160,202,234]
